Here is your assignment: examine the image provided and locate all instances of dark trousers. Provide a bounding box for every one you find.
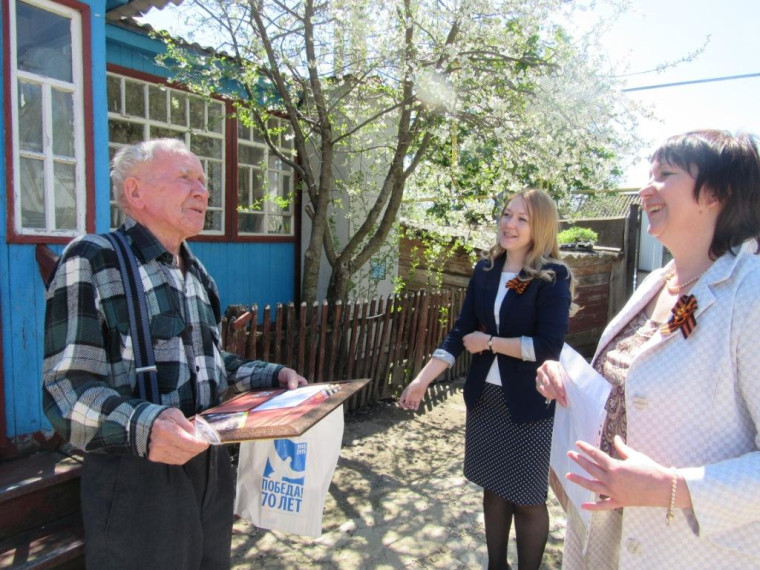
[81,446,234,570]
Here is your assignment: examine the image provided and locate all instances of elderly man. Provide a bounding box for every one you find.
[43,139,306,569]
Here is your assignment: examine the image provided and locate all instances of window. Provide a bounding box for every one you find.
[237,118,295,236]
[106,72,296,239]
[9,0,88,237]
[370,258,387,281]
[106,73,226,233]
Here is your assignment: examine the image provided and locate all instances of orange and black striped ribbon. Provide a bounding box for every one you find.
[506,277,529,294]
[660,294,698,339]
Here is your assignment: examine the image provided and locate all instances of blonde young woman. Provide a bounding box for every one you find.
[537,130,760,568]
[400,189,575,570]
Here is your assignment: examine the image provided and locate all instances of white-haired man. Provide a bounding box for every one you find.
[43,139,306,568]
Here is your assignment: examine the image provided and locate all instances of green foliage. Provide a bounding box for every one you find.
[558,226,598,245]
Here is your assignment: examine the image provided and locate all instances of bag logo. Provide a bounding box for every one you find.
[260,439,306,513]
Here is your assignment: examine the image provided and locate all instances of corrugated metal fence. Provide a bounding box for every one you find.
[221,289,471,412]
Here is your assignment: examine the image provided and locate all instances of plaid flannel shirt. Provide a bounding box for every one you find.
[43,219,283,457]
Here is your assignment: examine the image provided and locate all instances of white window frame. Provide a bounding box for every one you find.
[106,72,226,235]
[237,117,295,237]
[9,0,87,237]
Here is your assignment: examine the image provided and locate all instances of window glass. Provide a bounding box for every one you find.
[16,1,72,83]
[281,174,291,200]
[150,126,185,141]
[208,161,224,208]
[17,82,42,152]
[236,118,295,236]
[19,157,44,228]
[124,80,145,117]
[239,213,264,234]
[52,89,75,157]
[12,0,86,237]
[105,74,296,238]
[208,102,224,133]
[54,162,77,229]
[169,92,186,126]
[109,120,143,145]
[190,97,205,130]
[106,75,121,113]
[107,74,226,234]
[191,135,222,159]
[148,85,167,122]
[239,145,265,165]
[205,210,222,232]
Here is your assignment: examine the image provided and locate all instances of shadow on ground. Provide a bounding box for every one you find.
[230,379,565,569]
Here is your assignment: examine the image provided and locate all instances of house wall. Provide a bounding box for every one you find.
[0,0,110,450]
[1,5,295,452]
[105,24,297,308]
[300,83,399,302]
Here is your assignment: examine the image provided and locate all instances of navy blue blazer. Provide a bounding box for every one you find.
[439,254,571,423]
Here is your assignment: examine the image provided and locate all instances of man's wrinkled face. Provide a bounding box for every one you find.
[127,149,209,250]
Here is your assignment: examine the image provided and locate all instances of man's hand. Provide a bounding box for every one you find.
[148,407,209,465]
[278,367,308,389]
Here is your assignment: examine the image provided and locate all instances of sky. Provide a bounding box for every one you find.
[141,0,760,189]
[583,0,760,187]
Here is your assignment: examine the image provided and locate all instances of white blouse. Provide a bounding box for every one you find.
[485,271,535,386]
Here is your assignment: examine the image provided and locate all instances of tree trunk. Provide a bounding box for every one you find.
[326,261,351,304]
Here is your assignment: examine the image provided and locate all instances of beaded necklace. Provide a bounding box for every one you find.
[665,270,705,295]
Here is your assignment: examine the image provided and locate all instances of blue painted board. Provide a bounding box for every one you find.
[192,242,296,310]
[5,245,47,436]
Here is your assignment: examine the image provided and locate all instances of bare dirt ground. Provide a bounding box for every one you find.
[230,378,566,569]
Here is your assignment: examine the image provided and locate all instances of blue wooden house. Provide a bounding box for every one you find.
[0,0,300,458]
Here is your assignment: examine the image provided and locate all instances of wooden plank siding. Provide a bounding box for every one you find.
[562,251,624,357]
[398,235,476,292]
[0,244,65,443]
[192,241,296,311]
[221,290,472,412]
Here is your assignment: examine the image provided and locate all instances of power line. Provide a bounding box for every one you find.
[622,72,760,92]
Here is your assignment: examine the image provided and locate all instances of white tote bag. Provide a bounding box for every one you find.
[234,406,344,537]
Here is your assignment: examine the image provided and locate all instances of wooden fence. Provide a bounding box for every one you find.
[221,289,471,412]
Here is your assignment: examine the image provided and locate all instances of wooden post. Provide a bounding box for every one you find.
[625,203,641,299]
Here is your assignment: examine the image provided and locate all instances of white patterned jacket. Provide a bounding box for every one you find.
[588,245,760,568]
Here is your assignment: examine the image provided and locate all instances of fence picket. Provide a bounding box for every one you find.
[285,303,295,368]
[248,305,259,361]
[308,301,319,380]
[327,301,343,384]
[368,297,387,401]
[317,300,329,383]
[274,303,283,363]
[220,288,467,412]
[261,306,271,362]
[297,302,307,372]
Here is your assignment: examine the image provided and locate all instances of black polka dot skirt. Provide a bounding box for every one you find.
[463,382,553,505]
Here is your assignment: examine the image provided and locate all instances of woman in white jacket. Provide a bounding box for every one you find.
[537,130,760,568]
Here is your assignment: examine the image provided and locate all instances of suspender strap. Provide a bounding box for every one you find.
[104,230,160,404]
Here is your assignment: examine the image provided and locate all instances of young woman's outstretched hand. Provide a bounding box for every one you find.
[398,378,429,411]
[398,358,449,411]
